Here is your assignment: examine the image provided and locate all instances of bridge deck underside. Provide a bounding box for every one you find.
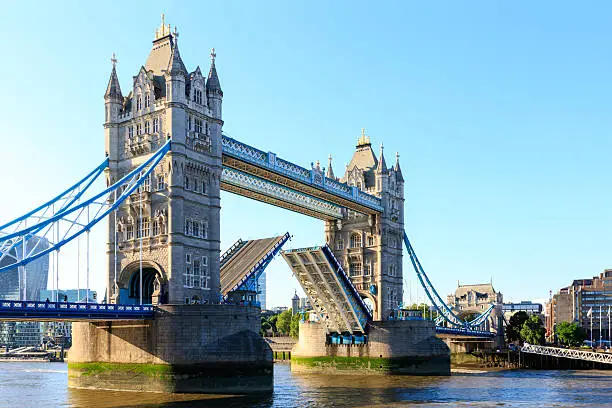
[220,235,286,296]
[282,246,370,334]
[222,155,382,218]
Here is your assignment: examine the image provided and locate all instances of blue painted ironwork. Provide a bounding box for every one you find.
[320,244,372,329]
[0,300,153,320]
[435,326,495,338]
[223,233,290,300]
[219,238,247,268]
[221,134,383,213]
[221,167,344,219]
[403,230,493,330]
[0,140,171,273]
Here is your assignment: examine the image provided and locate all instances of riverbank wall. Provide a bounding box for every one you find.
[68,304,272,393]
[291,320,450,375]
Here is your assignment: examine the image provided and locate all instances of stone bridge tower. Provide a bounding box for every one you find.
[324,130,404,320]
[104,17,223,305]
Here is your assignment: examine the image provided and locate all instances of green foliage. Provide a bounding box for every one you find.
[276,309,292,335]
[520,315,545,345]
[506,311,529,343]
[555,321,587,347]
[290,312,301,339]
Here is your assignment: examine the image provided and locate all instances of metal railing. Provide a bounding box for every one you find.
[0,300,154,320]
[521,344,612,365]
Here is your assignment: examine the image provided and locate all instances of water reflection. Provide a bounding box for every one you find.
[1,362,611,407]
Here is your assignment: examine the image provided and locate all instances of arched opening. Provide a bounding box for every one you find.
[362,297,375,316]
[128,268,158,304]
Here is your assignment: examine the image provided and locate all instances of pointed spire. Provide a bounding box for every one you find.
[167,34,187,76]
[394,151,404,182]
[206,48,223,95]
[105,53,122,99]
[376,143,387,173]
[326,154,335,179]
[357,128,371,147]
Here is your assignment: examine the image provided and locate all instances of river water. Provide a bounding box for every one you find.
[0,362,610,407]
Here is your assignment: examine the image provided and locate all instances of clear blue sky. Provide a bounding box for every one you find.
[2,1,612,308]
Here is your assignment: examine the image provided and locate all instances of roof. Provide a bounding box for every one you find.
[145,34,174,75]
[104,65,122,99]
[454,283,497,298]
[167,41,188,76]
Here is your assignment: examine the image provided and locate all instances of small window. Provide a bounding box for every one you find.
[136,96,142,110]
[153,118,160,133]
[184,175,190,190]
[157,175,165,191]
[202,221,208,239]
[136,123,142,135]
[127,126,134,139]
[193,222,200,237]
[126,225,134,240]
[367,235,374,247]
[195,118,203,133]
[201,181,207,194]
[336,239,344,251]
[144,93,150,108]
[144,121,150,134]
[350,233,362,248]
[185,219,192,236]
[185,253,192,264]
[152,220,160,236]
[188,115,193,131]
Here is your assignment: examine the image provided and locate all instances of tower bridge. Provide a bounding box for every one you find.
[0,17,499,392]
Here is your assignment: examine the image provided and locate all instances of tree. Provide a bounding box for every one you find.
[290,312,301,339]
[276,310,292,335]
[520,315,545,345]
[506,311,529,343]
[555,321,586,347]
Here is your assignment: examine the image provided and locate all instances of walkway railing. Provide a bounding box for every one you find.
[436,326,495,338]
[521,344,612,365]
[221,134,383,212]
[0,300,154,320]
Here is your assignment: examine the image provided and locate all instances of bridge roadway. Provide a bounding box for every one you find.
[281,244,371,334]
[0,300,152,321]
[220,234,289,297]
[521,344,612,365]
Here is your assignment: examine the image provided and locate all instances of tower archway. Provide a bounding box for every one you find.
[117,261,167,305]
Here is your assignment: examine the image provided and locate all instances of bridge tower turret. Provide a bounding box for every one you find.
[104,53,122,160]
[325,129,405,320]
[104,17,223,306]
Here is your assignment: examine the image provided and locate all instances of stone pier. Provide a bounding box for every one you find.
[291,320,450,375]
[68,304,272,393]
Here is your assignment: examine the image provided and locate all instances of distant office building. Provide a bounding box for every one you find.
[549,269,612,341]
[257,271,266,310]
[503,301,543,318]
[0,237,50,348]
[0,236,50,301]
[39,289,97,347]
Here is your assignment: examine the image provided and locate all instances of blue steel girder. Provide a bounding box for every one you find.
[403,230,496,331]
[221,167,344,220]
[223,233,290,300]
[221,135,383,216]
[281,245,372,334]
[0,140,171,273]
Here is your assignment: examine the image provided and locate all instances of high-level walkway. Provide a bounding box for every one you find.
[521,344,612,365]
[220,233,290,297]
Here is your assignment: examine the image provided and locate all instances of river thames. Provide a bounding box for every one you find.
[0,362,610,407]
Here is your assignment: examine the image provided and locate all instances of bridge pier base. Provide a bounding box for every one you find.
[291,320,450,375]
[68,304,272,394]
